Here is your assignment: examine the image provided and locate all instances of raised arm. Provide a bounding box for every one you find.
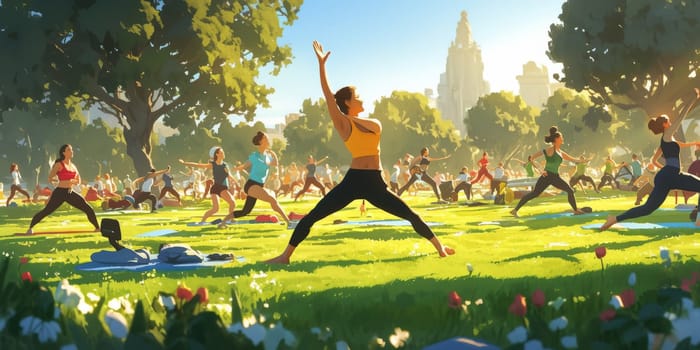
[651,147,664,169]
[429,154,451,162]
[179,159,211,170]
[316,156,329,165]
[313,41,351,139]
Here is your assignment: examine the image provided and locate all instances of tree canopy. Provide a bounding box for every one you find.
[548,0,700,123]
[0,0,302,175]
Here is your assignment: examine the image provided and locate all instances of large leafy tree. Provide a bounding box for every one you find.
[283,98,347,165]
[465,91,538,164]
[548,0,700,144]
[537,88,616,158]
[371,91,462,170]
[0,0,302,175]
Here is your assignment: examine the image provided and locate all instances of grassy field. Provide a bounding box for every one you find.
[1,188,699,348]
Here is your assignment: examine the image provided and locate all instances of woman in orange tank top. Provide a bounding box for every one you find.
[26,144,99,235]
[265,41,455,264]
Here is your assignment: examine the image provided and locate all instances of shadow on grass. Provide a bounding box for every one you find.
[498,235,669,263]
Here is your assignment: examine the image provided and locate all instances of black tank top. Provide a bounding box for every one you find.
[306,163,316,178]
[660,138,680,159]
[420,157,430,165]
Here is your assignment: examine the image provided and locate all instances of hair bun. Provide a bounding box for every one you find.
[549,126,558,135]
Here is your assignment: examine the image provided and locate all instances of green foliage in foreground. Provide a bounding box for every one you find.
[1,189,699,348]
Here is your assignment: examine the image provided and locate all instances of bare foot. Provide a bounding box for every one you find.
[510,209,519,218]
[600,215,617,231]
[23,228,33,235]
[263,255,290,264]
[573,209,585,215]
[94,227,100,232]
[439,247,456,257]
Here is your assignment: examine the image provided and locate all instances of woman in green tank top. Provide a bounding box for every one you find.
[513,155,540,178]
[510,126,589,218]
[569,155,598,193]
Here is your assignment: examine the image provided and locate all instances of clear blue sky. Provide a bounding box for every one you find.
[250,0,566,126]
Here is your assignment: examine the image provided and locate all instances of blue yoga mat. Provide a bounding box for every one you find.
[135,229,179,237]
[582,222,697,230]
[530,212,604,220]
[186,220,274,227]
[339,219,443,227]
[75,256,244,272]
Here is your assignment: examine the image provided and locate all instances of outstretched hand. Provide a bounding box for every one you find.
[313,40,330,64]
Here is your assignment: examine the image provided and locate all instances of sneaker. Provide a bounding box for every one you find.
[287,221,298,230]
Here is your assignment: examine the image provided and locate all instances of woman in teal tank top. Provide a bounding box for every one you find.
[510,127,588,218]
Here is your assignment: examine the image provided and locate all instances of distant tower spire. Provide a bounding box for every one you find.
[455,11,472,48]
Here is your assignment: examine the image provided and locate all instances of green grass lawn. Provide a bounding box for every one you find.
[1,189,699,349]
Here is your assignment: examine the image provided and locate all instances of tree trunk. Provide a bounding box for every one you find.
[123,108,155,176]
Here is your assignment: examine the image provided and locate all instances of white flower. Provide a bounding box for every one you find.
[55,279,84,309]
[336,340,351,350]
[77,300,94,314]
[524,339,544,350]
[263,322,296,350]
[0,310,15,332]
[627,272,637,286]
[560,335,577,349]
[466,263,473,274]
[86,292,100,302]
[228,322,266,346]
[250,280,263,293]
[548,296,567,311]
[548,316,568,331]
[107,298,122,310]
[252,271,268,279]
[104,310,128,339]
[310,326,333,341]
[507,326,528,344]
[19,316,61,343]
[370,336,386,347]
[159,295,176,311]
[474,298,484,306]
[389,327,410,348]
[609,295,623,310]
[682,298,694,313]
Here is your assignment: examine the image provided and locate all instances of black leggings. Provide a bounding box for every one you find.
[133,190,156,209]
[618,166,700,222]
[29,187,99,229]
[294,177,326,199]
[598,173,616,190]
[570,174,596,188]
[289,169,436,247]
[158,186,181,201]
[513,171,577,212]
[397,171,441,201]
[453,182,472,200]
[7,184,30,205]
[230,180,263,219]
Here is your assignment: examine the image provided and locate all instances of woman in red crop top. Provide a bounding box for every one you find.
[265,41,454,264]
[26,144,99,235]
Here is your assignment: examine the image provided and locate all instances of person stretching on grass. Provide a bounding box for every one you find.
[601,90,700,230]
[510,126,587,218]
[26,144,99,235]
[218,131,291,228]
[264,41,455,264]
[7,163,31,206]
[179,147,236,224]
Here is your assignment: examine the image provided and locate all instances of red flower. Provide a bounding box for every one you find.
[176,284,193,301]
[447,291,462,309]
[19,257,29,264]
[531,289,546,308]
[681,278,693,292]
[619,289,636,308]
[21,271,32,282]
[595,246,607,259]
[196,287,209,304]
[508,294,527,317]
[599,309,616,321]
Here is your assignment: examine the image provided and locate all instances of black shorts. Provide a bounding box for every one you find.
[243,180,264,193]
[209,183,229,196]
